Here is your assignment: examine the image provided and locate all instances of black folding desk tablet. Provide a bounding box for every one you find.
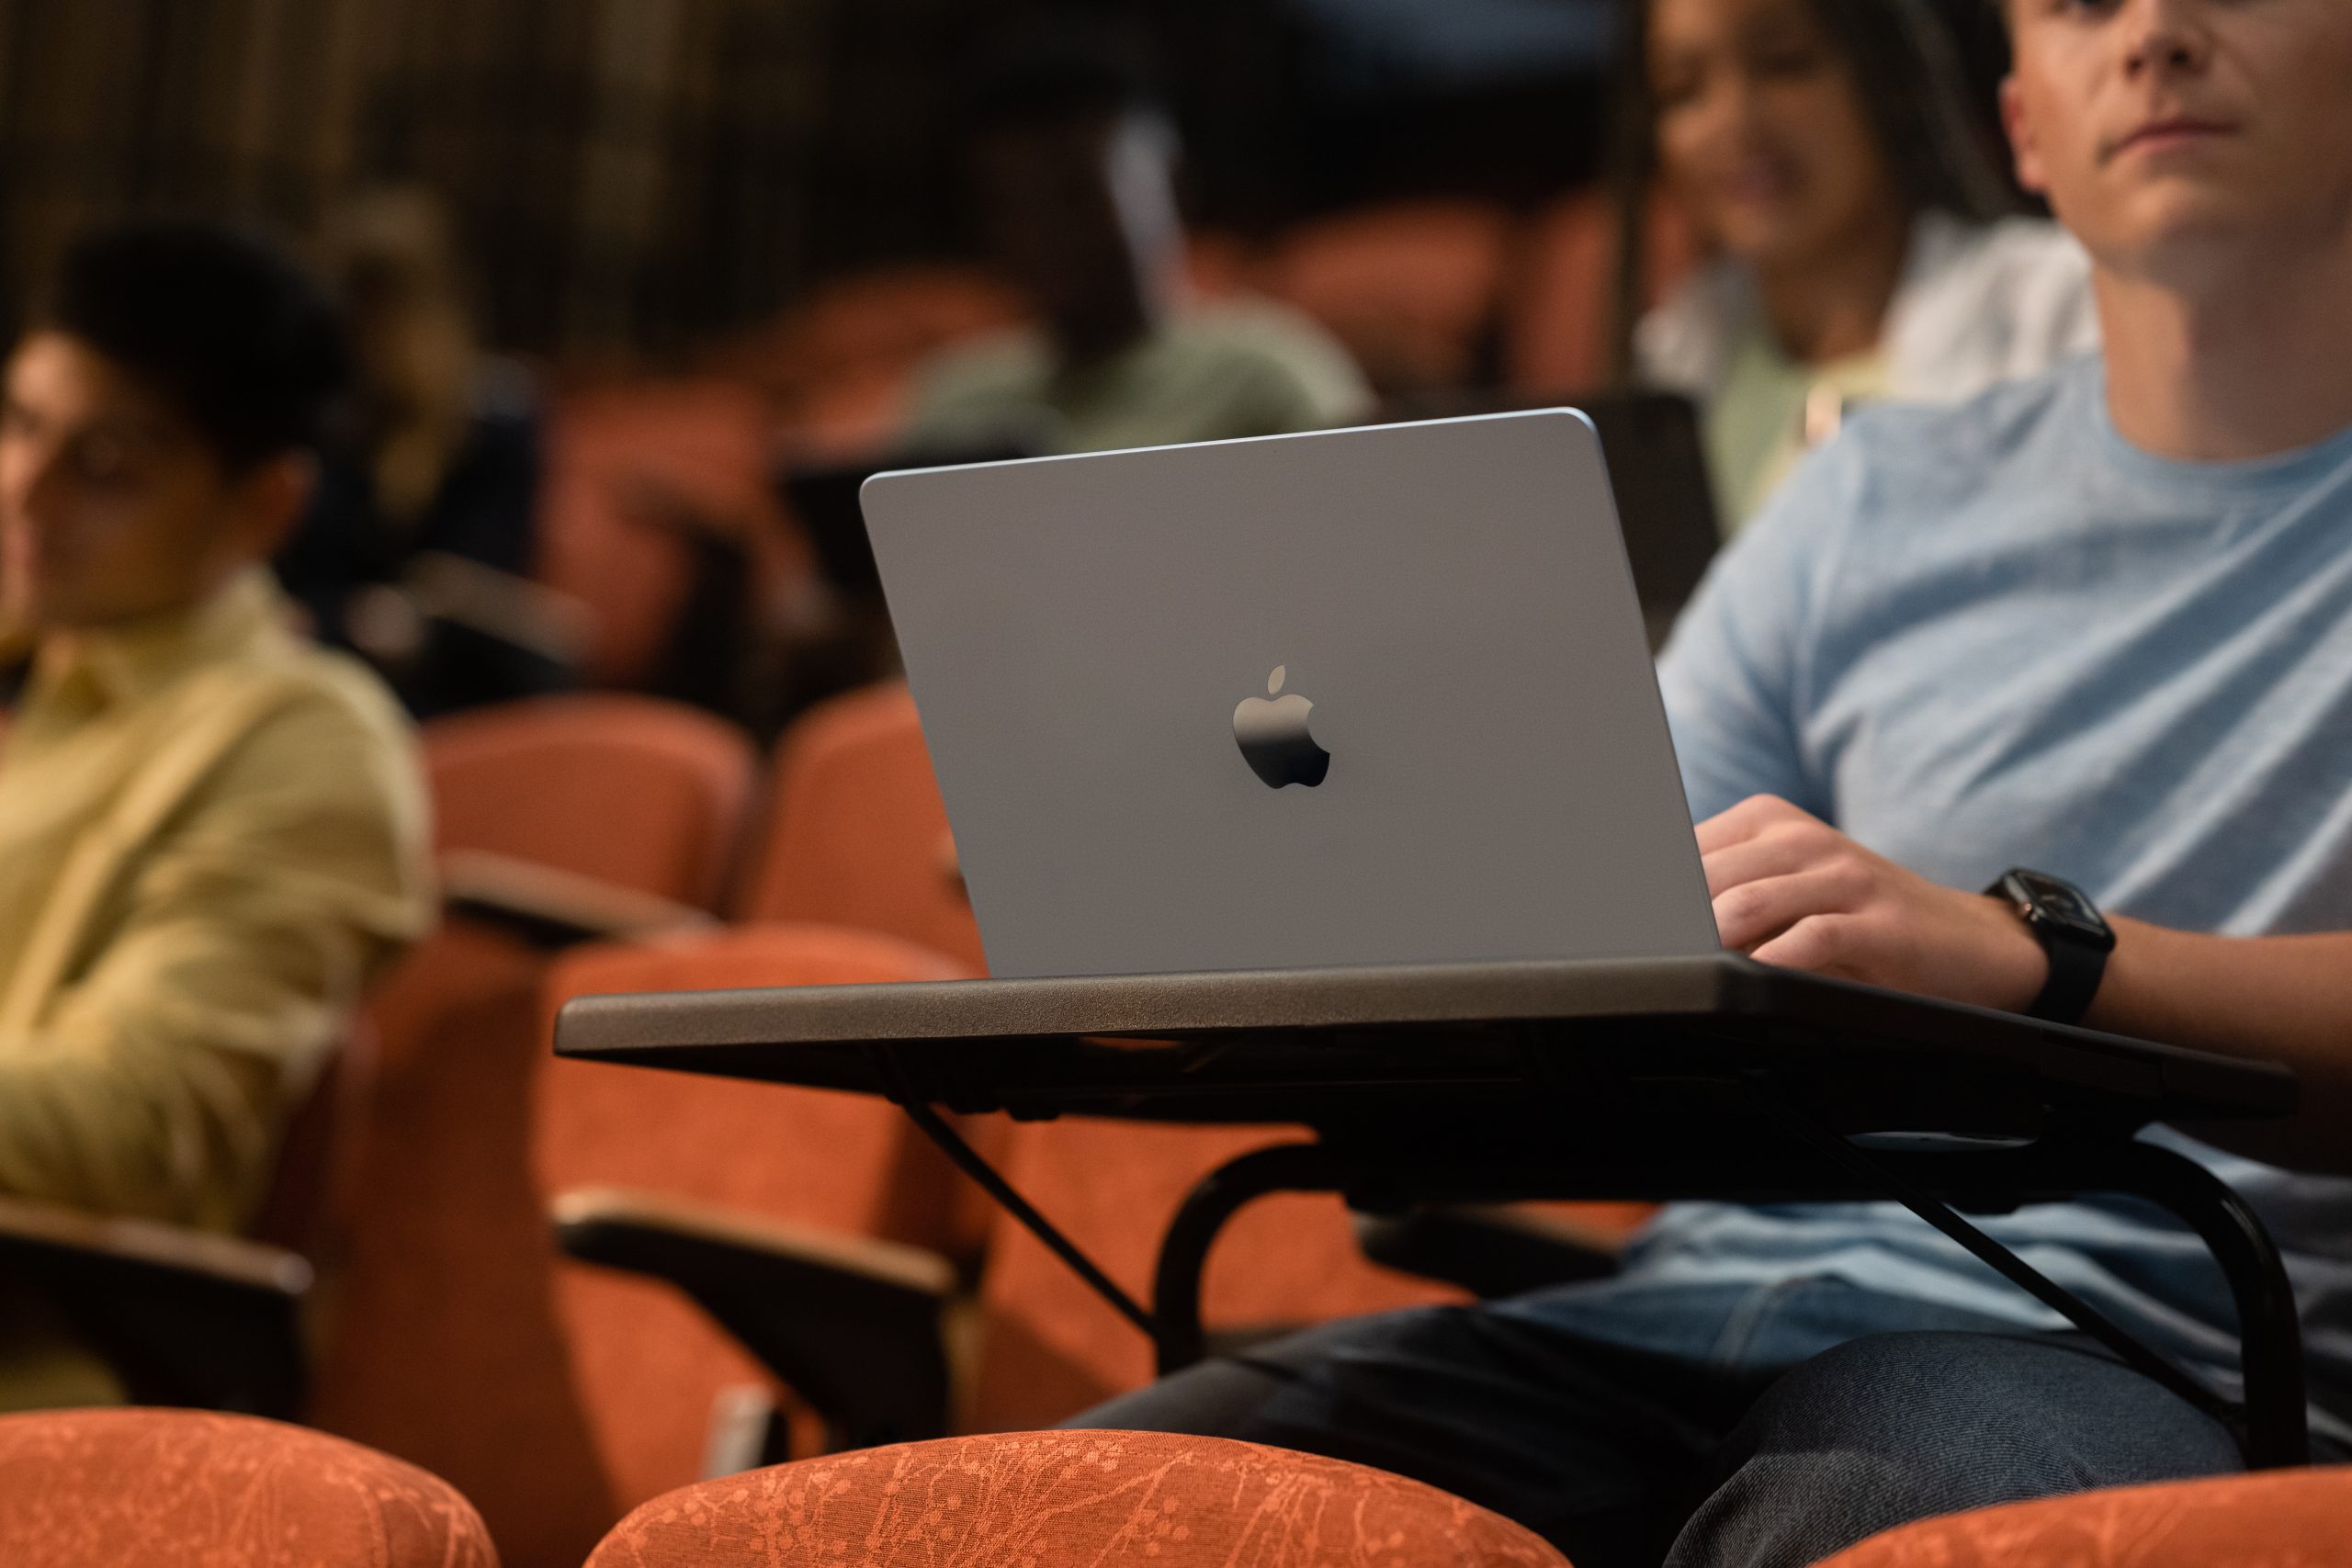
[554,952,2309,1465]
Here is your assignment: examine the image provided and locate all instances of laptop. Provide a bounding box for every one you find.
[862,411,1721,979]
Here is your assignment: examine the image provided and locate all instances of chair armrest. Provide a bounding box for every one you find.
[1354,1203,1628,1298]
[552,1187,956,1450]
[0,1194,310,1416]
[440,849,719,949]
[404,552,594,668]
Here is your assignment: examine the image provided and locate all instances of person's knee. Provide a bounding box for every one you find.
[1064,1305,1471,1439]
[1669,1331,2243,1568]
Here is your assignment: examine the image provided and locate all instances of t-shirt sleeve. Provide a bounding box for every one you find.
[1655,432,1862,824]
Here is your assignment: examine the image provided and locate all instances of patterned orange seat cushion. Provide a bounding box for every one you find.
[0,1408,497,1567]
[1818,1466,2352,1567]
[587,1429,1568,1567]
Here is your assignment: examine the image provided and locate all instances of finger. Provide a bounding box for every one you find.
[1702,821,1838,897]
[1693,795,1812,857]
[1712,865,1866,953]
[1751,912,1867,976]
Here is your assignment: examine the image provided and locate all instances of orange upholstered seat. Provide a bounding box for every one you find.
[1261,199,1514,393]
[312,922,613,1568]
[1817,1467,2352,1567]
[425,694,758,910]
[533,924,973,1513]
[537,379,791,688]
[0,1408,497,1568]
[585,1429,1568,1567]
[1505,189,1700,395]
[969,1120,1465,1430]
[739,682,984,971]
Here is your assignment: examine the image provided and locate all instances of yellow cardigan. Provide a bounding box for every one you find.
[0,569,433,1235]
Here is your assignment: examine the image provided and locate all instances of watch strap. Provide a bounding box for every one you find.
[2026,933,2106,1027]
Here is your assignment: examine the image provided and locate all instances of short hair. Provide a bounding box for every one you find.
[960,23,1169,140]
[32,216,351,470]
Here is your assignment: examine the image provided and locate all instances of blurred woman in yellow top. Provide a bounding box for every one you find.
[1621,0,2098,527]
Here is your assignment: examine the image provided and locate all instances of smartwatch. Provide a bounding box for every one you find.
[1985,868,2115,1027]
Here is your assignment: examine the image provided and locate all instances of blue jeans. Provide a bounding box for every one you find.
[1072,1276,2296,1568]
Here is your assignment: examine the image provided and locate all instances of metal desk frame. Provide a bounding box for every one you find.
[556,953,2309,1466]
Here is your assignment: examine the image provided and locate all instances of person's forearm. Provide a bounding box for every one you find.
[0,1037,281,1229]
[2089,918,2352,1175]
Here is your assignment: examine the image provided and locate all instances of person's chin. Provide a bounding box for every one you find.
[1720,220,1821,275]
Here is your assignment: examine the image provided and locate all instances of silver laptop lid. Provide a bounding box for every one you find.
[863,410,1720,978]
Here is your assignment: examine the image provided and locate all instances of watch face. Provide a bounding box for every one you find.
[2011,871,2112,942]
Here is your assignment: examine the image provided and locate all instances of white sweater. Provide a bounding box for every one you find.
[1636,211,2101,406]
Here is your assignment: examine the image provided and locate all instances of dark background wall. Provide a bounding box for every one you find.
[0,0,2007,362]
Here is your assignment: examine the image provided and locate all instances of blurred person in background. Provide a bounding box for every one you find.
[1625,0,2098,526]
[275,186,581,717]
[0,218,433,1404]
[902,28,1374,456]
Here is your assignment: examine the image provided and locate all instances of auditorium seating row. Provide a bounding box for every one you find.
[2,1406,2341,1567]
[10,689,2346,1563]
[536,191,1701,692]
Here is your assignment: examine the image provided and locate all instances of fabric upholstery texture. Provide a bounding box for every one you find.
[740,682,986,972]
[535,925,971,1514]
[424,693,757,908]
[0,1407,497,1567]
[586,1429,1568,1567]
[1817,1467,2352,1567]
[312,923,615,1568]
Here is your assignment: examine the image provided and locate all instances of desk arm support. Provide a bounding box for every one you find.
[0,1194,311,1416]
[550,1188,957,1452]
[1355,1205,1627,1299]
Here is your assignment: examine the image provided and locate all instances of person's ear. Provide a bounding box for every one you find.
[227,451,318,561]
[2000,74,2050,197]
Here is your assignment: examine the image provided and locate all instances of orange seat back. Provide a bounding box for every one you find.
[1260,199,1515,392]
[534,925,971,1513]
[537,379,792,687]
[1507,188,1702,393]
[970,1119,1467,1432]
[311,923,611,1568]
[424,694,758,910]
[738,682,984,972]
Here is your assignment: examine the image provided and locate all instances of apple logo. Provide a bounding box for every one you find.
[1233,665,1330,789]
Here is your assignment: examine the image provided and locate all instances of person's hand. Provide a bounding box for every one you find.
[1699,795,2048,1013]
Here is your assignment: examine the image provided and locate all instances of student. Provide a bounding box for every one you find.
[1082,3,2352,1562]
[0,218,434,1404]
[275,186,573,717]
[1629,0,2098,526]
[903,35,1373,456]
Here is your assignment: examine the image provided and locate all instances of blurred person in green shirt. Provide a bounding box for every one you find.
[0,219,433,1405]
[905,32,1373,457]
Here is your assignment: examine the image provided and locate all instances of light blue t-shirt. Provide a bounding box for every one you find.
[1645,353,2352,1438]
